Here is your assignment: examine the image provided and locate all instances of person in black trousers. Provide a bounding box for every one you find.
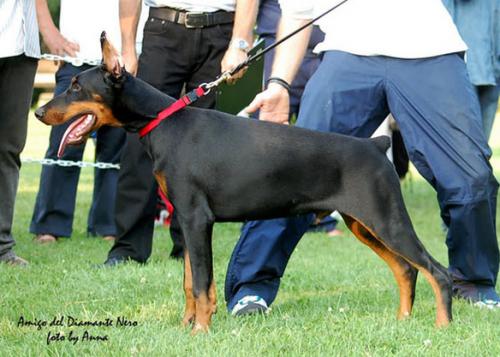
[0,0,47,265]
[0,55,38,266]
[104,0,257,265]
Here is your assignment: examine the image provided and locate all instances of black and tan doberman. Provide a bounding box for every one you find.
[34,34,452,333]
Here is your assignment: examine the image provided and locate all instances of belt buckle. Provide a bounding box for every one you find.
[185,11,205,28]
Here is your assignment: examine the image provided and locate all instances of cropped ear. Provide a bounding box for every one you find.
[100,31,124,78]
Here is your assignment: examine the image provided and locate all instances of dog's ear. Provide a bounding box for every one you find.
[100,31,124,78]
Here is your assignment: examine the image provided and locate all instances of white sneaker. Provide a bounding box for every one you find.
[231,295,269,316]
[474,299,500,309]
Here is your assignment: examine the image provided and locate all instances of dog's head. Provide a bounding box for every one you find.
[35,32,155,157]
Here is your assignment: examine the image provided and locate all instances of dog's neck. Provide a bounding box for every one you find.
[114,73,177,132]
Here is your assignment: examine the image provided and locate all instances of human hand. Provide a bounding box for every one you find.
[244,83,290,124]
[122,49,138,76]
[42,27,79,57]
[221,47,248,84]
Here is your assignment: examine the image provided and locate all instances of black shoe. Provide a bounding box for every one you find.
[102,256,128,267]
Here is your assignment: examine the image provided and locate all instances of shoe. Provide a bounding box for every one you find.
[0,251,28,266]
[453,280,500,308]
[102,256,128,267]
[34,234,57,244]
[474,299,500,309]
[231,295,269,316]
[102,236,116,242]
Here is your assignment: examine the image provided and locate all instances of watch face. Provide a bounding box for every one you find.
[238,40,248,49]
[233,39,249,50]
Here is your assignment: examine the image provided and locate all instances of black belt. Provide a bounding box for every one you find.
[150,7,234,28]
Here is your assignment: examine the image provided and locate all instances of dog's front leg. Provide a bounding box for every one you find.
[182,250,196,327]
[177,209,216,334]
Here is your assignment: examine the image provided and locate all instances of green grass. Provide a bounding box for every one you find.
[1,114,500,356]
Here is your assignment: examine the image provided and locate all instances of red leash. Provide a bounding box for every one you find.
[157,187,174,225]
[139,86,207,138]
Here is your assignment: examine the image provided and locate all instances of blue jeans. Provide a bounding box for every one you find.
[30,63,126,237]
[225,51,499,309]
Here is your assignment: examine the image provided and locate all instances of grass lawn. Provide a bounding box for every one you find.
[1,112,500,356]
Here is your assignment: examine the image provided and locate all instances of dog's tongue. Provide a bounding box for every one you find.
[57,114,95,158]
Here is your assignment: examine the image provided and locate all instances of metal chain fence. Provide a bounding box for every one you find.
[41,53,101,67]
[22,158,120,170]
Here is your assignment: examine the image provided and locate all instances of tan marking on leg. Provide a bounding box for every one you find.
[344,215,414,320]
[182,250,196,327]
[343,214,450,327]
[192,292,213,335]
[154,171,168,196]
[208,279,217,314]
[421,270,449,328]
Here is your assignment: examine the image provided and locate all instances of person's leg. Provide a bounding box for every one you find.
[0,55,37,264]
[30,64,90,239]
[165,23,234,257]
[87,126,126,237]
[385,53,499,303]
[105,16,196,263]
[106,132,158,262]
[476,84,499,141]
[225,216,314,311]
[225,51,389,311]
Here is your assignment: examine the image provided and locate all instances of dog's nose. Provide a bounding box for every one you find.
[34,107,45,120]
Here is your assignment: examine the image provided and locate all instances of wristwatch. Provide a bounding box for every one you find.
[230,38,250,53]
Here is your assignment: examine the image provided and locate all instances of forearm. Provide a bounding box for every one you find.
[231,0,258,45]
[35,0,57,40]
[269,17,312,85]
[120,0,142,55]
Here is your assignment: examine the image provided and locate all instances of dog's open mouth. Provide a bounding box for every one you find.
[58,113,96,158]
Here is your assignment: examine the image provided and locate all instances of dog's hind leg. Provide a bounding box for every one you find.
[343,210,452,327]
[176,206,216,334]
[342,214,417,320]
[383,234,452,328]
[337,159,452,326]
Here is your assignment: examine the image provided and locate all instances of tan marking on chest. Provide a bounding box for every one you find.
[154,171,168,196]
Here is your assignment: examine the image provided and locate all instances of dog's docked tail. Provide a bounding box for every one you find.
[370,135,391,154]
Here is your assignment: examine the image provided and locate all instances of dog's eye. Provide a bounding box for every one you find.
[72,83,82,92]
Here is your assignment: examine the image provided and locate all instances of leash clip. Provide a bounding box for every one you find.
[201,72,232,94]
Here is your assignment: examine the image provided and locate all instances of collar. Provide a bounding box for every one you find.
[138,86,207,138]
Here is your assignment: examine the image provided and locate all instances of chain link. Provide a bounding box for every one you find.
[41,53,101,67]
[22,157,120,170]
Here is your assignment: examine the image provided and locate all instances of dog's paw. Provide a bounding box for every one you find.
[191,322,209,335]
[182,313,195,327]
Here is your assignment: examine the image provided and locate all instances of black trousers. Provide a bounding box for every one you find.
[0,55,38,256]
[107,12,233,262]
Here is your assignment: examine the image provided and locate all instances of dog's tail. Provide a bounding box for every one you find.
[370,135,391,154]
